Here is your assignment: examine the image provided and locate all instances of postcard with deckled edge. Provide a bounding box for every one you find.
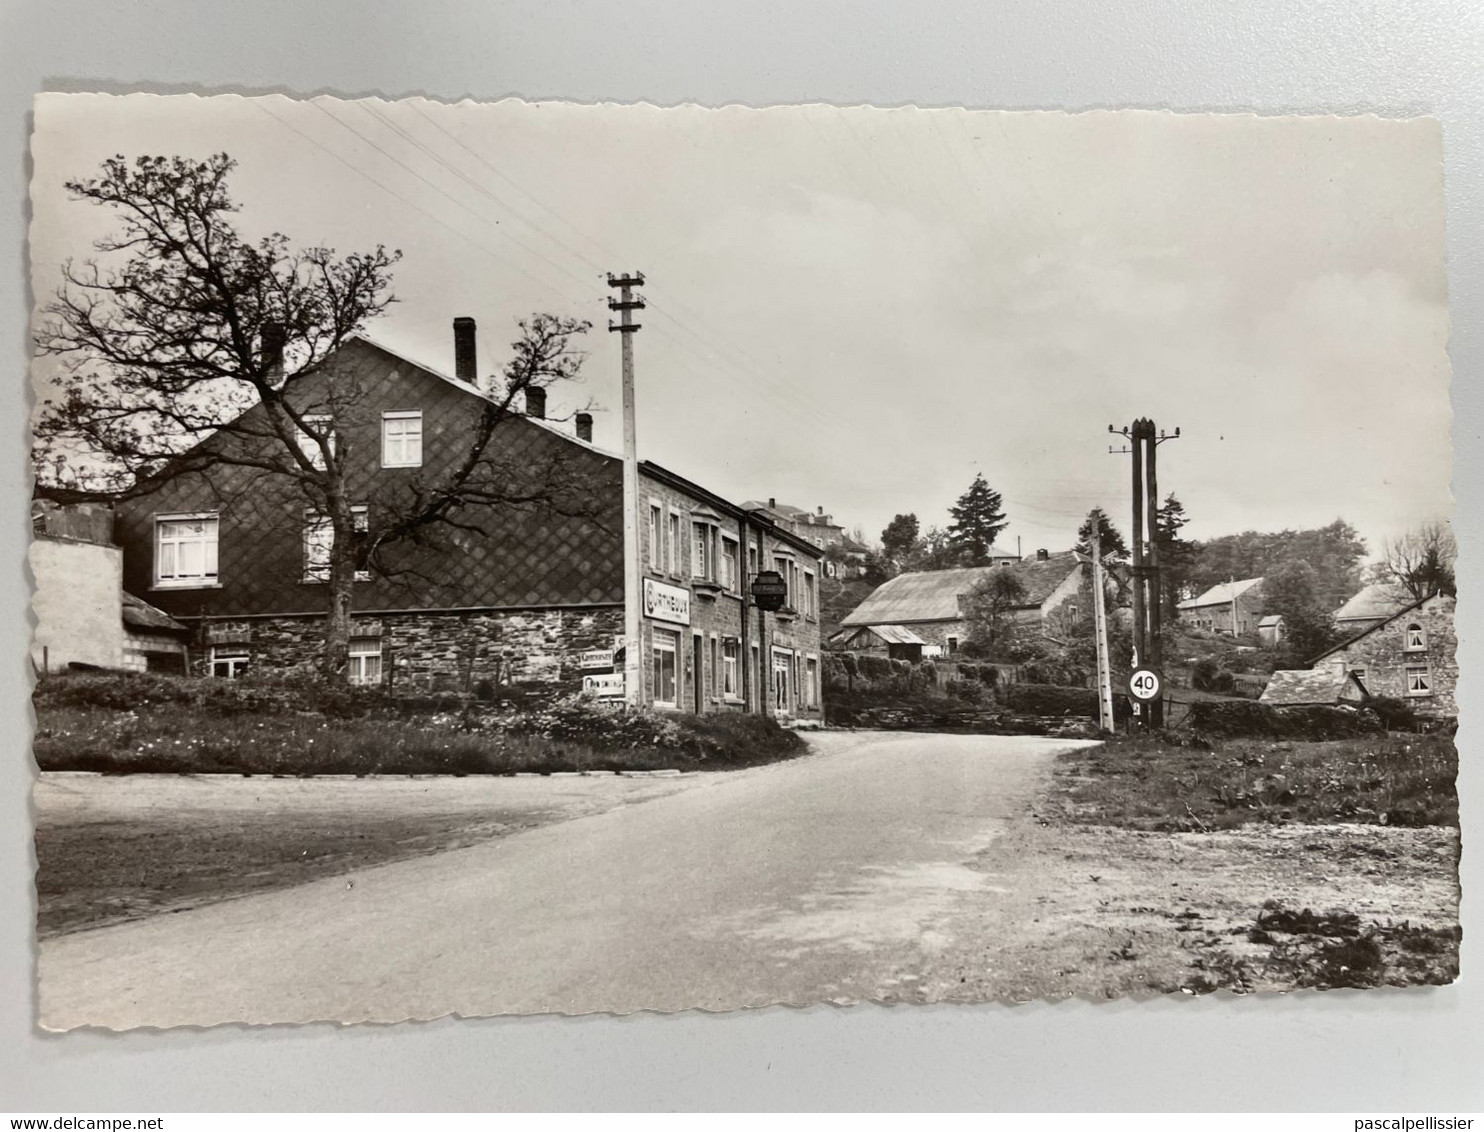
[28,92,1457,1029]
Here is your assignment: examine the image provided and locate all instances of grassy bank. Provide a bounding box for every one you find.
[33,673,807,775]
[1052,732,1458,832]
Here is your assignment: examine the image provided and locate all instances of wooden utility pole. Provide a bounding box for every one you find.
[1110,418,1180,728]
[1091,536,1115,733]
[608,272,645,707]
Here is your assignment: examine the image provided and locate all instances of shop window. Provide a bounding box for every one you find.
[652,628,679,708]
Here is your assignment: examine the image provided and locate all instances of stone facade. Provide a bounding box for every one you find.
[1313,594,1457,718]
[639,469,824,719]
[193,606,625,692]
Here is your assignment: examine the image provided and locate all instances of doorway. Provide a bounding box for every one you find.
[692,633,705,714]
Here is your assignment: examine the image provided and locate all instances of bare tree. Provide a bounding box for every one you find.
[33,153,599,674]
[1377,521,1457,600]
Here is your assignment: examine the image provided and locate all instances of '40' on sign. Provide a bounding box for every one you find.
[1129,668,1162,701]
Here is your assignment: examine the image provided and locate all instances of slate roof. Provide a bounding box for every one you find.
[841,552,1082,626]
[1332,582,1416,624]
[121,591,189,635]
[1259,668,1367,706]
[850,624,928,646]
[1258,615,1284,628]
[1309,593,1439,665]
[1178,577,1264,610]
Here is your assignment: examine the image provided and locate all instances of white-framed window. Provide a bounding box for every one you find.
[304,506,370,583]
[1405,664,1433,697]
[773,555,794,607]
[667,511,682,576]
[381,410,423,468]
[692,521,712,581]
[209,647,249,679]
[155,513,219,588]
[1405,623,1427,652]
[805,655,819,709]
[348,636,383,686]
[296,414,334,470]
[647,502,663,571]
[652,628,679,708]
[803,569,816,618]
[747,542,759,580]
[773,647,793,713]
[750,642,760,704]
[722,638,740,698]
[720,535,739,590]
[709,634,720,700]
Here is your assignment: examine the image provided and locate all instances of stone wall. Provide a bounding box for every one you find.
[191,605,624,692]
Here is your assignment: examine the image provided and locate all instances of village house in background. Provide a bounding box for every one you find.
[1309,593,1458,717]
[838,549,1084,656]
[91,319,825,718]
[742,497,872,577]
[1331,581,1418,633]
[30,500,190,675]
[1176,577,1266,634]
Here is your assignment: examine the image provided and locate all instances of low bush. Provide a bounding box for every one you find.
[1184,699,1381,741]
[33,674,807,775]
[1000,682,1097,717]
[1191,658,1236,694]
[1367,696,1421,731]
[944,679,989,704]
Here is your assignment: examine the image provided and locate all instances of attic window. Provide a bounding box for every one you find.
[382,411,423,468]
[1404,623,1427,652]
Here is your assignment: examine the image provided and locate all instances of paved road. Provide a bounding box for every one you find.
[38,731,1096,1029]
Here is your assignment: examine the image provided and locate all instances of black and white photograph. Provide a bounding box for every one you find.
[27,93,1458,1030]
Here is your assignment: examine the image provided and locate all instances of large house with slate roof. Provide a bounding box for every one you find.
[108,319,825,719]
[839,550,1086,655]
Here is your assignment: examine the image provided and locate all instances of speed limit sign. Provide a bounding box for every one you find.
[1129,667,1162,701]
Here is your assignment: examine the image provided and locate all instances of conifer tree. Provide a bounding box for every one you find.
[946,474,1008,566]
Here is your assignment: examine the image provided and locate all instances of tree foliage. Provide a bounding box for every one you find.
[961,570,1028,658]
[1074,506,1129,563]
[880,513,920,563]
[946,474,1008,566]
[33,153,600,675]
[1153,493,1197,616]
[1263,560,1341,661]
[1186,519,1367,613]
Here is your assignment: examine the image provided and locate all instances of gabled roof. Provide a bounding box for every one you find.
[1333,582,1416,624]
[1309,592,1447,665]
[841,552,1082,626]
[1178,577,1264,610]
[1259,668,1368,706]
[354,333,824,559]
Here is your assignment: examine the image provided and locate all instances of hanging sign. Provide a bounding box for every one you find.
[751,570,788,612]
[643,578,691,625]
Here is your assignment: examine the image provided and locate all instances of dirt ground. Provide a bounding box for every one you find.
[911,814,1460,1001]
[33,771,698,938]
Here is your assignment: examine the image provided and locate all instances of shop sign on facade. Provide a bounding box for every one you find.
[643,578,691,625]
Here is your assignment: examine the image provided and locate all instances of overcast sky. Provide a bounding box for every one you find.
[29,94,1452,556]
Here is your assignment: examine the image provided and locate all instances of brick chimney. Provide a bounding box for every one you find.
[453,317,477,385]
[575,411,593,442]
[1037,548,1049,561]
[525,385,547,419]
[768,497,777,509]
[261,320,286,384]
